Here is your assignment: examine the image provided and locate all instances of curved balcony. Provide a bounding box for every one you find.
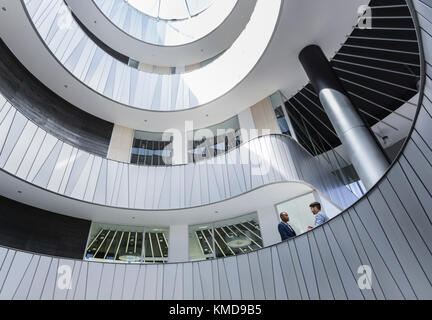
[0,39,114,157]
[124,0,214,20]
[0,90,357,213]
[65,0,255,66]
[0,39,431,299]
[1,0,366,132]
[0,0,430,300]
[92,0,237,46]
[22,0,278,112]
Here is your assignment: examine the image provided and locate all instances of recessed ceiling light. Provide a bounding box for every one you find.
[17,191,22,194]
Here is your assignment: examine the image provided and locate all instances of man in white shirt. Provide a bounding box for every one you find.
[307,202,329,230]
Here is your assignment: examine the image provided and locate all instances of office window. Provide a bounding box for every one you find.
[85,223,168,264]
[131,131,173,166]
[271,92,293,136]
[276,193,317,236]
[143,227,169,263]
[189,212,263,261]
[188,116,242,163]
[128,58,140,69]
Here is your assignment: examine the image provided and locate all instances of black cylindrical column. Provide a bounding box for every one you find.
[299,45,345,93]
[299,45,389,190]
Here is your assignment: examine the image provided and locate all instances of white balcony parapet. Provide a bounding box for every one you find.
[0,0,429,301]
[23,0,278,112]
[0,91,357,211]
[93,0,236,46]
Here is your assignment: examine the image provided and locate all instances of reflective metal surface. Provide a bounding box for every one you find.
[320,88,389,189]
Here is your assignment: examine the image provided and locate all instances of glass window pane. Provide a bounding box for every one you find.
[275,193,316,236]
[271,92,293,137]
[189,212,262,261]
[131,130,173,166]
[143,227,169,264]
[188,116,242,163]
[85,223,167,264]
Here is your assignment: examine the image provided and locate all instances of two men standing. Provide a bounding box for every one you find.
[278,201,329,241]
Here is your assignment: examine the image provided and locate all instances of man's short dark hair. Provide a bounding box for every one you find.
[309,202,321,210]
[280,212,288,218]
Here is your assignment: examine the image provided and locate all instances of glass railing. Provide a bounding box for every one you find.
[189,213,263,262]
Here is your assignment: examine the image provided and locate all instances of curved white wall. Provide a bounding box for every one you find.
[92,0,237,46]
[0,0,366,132]
[0,91,357,212]
[23,0,279,111]
[125,0,213,20]
[65,0,255,66]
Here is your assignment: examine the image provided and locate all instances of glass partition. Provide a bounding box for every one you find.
[188,116,242,163]
[271,91,296,138]
[131,117,243,166]
[189,224,215,262]
[189,212,263,262]
[131,131,173,166]
[143,227,169,263]
[85,223,169,264]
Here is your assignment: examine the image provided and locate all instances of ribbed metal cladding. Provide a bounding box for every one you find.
[0,97,357,211]
[0,0,431,300]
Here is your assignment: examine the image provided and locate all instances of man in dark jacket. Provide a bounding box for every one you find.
[278,212,296,241]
